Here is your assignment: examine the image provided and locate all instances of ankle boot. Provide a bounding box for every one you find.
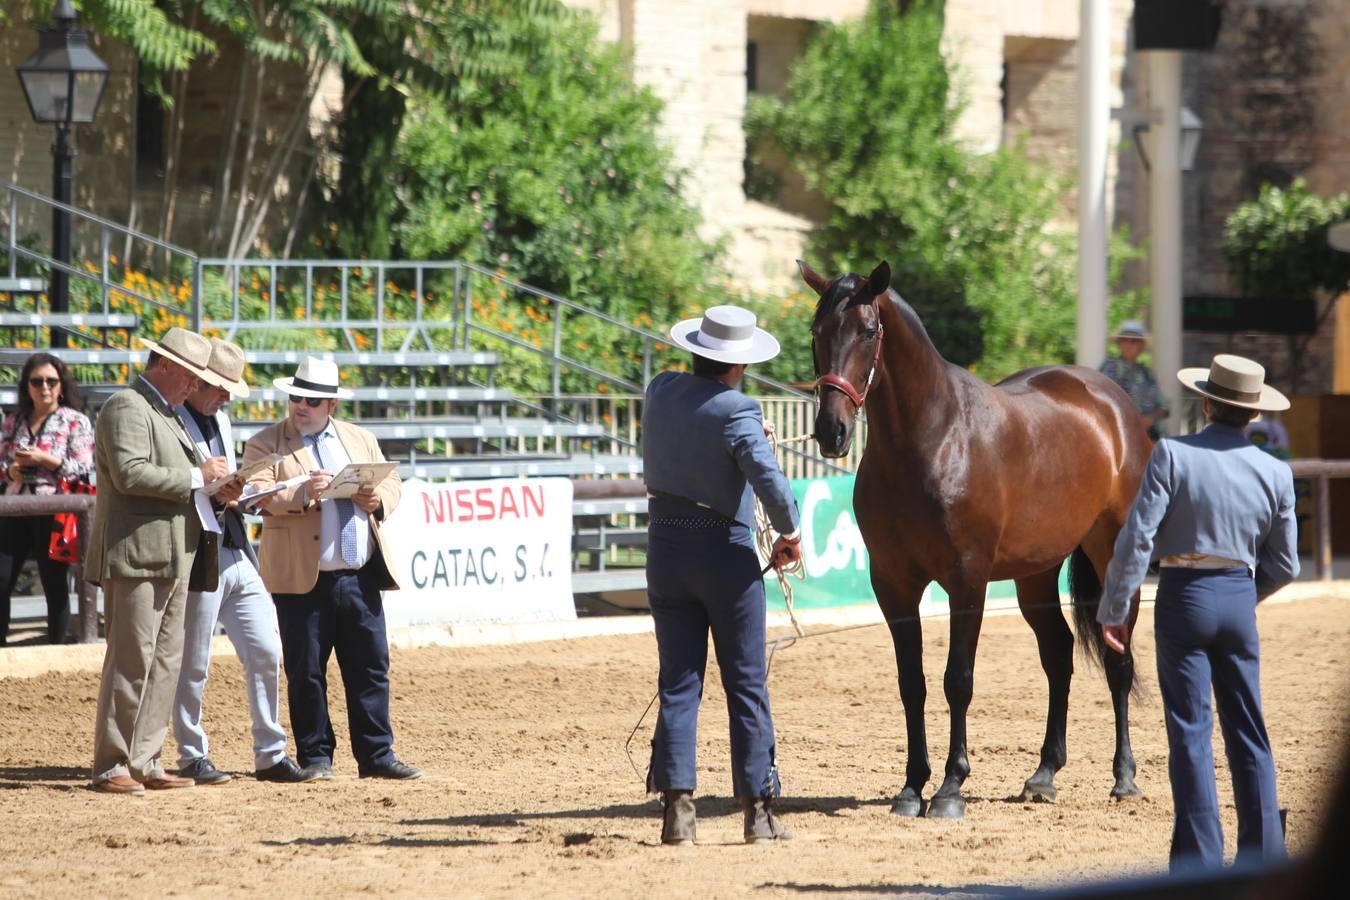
[661,790,696,846]
[742,797,792,843]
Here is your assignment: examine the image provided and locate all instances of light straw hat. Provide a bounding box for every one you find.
[272,356,354,399]
[138,327,214,380]
[1177,354,1289,412]
[668,306,780,365]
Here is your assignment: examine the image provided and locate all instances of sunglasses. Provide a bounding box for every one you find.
[28,377,60,389]
[288,395,328,408]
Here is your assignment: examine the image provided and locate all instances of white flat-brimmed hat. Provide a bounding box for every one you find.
[669,305,780,365]
[203,338,250,399]
[273,356,354,399]
[138,327,214,381]
[1113,320,1150,342]
[1178,354,1289,412]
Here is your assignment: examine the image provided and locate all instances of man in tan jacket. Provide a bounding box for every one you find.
[241,357,418,781]
[89,328,239,795]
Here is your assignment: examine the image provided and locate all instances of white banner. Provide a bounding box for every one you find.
[379,478,576,627]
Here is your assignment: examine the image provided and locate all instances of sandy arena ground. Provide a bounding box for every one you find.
[1,592,1347,899]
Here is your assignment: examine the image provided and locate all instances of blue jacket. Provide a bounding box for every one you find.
[641,371,800,535]
[1098,423,1300,625]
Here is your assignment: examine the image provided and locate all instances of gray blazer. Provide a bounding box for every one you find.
[175,403,261,572]
[1098,423,1300,625]
[641,371,799,535]
[86,378,203,585]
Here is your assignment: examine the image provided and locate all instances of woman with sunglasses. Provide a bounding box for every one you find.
[0,352,94,644]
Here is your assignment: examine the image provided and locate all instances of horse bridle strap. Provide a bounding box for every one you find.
[815,324,884,409]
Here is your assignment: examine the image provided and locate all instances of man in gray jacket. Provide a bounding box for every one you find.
[1098,354,1298,872]
[642,305,802,846]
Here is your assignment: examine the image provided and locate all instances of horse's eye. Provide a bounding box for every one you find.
[862,328,880,340]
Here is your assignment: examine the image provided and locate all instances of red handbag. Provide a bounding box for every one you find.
[48,479,95,564]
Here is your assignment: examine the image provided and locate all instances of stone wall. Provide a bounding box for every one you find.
[1176,0,1350,395]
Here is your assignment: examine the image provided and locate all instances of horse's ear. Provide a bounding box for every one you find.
[797,259,830,296]
[866,262,891,298]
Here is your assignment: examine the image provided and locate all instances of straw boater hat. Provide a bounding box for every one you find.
[273,356,354,400]
[1177,354,1290,412]
[204,338,250,399]
[669,305,780,365]
[1112,320,1150,342]
[138,327,214,381]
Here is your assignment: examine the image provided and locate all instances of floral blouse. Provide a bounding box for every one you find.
[0,405,94,495]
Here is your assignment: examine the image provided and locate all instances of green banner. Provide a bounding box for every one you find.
[764,475,1066,611]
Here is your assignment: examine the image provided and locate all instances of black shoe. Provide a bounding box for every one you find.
[179,757,232,785]
[358,758,422,780]
[302,761,336,781]
[661,790,696,846]
[742,797,793,843]
[255,756,318,783]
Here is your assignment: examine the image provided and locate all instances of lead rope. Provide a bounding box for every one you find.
[755,428,813,638]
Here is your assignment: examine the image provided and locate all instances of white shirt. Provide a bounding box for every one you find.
[305,420,374,571]
[143,377,219,534]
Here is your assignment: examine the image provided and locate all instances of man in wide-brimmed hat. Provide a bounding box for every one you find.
[240,356,418,782]
[1100,319,1170,439]
[642,306,803,845]
[171,339,315,786]
[1097,354,1298,872]
[89,327,234,795]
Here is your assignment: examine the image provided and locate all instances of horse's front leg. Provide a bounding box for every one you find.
[929,579,987,820]
[884,600,930,817]
[1106,591,1142,799]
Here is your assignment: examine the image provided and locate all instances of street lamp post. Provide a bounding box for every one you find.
[15,0,109,348]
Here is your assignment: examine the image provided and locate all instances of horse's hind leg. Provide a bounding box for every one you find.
[1016,565,1074,803]
[1083,526,1143,799]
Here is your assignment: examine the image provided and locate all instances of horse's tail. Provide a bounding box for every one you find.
[1068,546,1111,670]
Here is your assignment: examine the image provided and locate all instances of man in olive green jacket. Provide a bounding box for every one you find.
[89,328,236,795]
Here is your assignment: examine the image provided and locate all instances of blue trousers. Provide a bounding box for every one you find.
[274,564,396,771]
[646,522,780,799]
[1154,567,1285,872]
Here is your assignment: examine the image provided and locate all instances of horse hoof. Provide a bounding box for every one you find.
[926,795,966,819]
[890,790,924,817]
[1110,783,1143,802]
[1020,780,1057,804]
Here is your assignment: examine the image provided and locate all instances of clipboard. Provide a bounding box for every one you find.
[205,453,284,497]
[238,473,309,510]
[315,462,397,501]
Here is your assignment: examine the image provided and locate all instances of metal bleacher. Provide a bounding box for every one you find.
[1,178,848,607]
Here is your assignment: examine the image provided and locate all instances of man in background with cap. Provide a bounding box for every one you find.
[241,356,418,781]
[89,327,238,795]
[1099,320,1170,440]
[1098,353,1299,872]
[642,305,803,846]
[172,338,314,786]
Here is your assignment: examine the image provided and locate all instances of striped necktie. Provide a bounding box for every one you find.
[308,432,358,567]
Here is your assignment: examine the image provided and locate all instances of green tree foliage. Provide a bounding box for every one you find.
[387,10,723,330]
[747,0,1082,381]
[1221,178,1350,391]
[1221,179,1350,301]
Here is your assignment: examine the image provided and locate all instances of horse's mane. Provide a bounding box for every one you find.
[812,273,939,357]
[811,273,868,329]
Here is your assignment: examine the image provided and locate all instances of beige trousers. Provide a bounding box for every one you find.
[91,576,188,783]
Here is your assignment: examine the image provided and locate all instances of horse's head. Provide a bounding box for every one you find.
[799,259,890,458]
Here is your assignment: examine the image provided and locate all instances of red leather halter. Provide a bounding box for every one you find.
[815,323,884,409]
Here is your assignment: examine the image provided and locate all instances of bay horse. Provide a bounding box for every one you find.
[800,260,1149,819]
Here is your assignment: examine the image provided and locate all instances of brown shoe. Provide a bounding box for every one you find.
[661,790,696,846]
[144,773,195,790]
[93,775,145,795]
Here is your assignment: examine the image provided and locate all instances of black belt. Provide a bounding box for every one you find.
[650,514,736,529]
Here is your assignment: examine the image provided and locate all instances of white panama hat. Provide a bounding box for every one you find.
[1177,354,1290,412]
[668,305,780,366]
[272,356,355,399]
